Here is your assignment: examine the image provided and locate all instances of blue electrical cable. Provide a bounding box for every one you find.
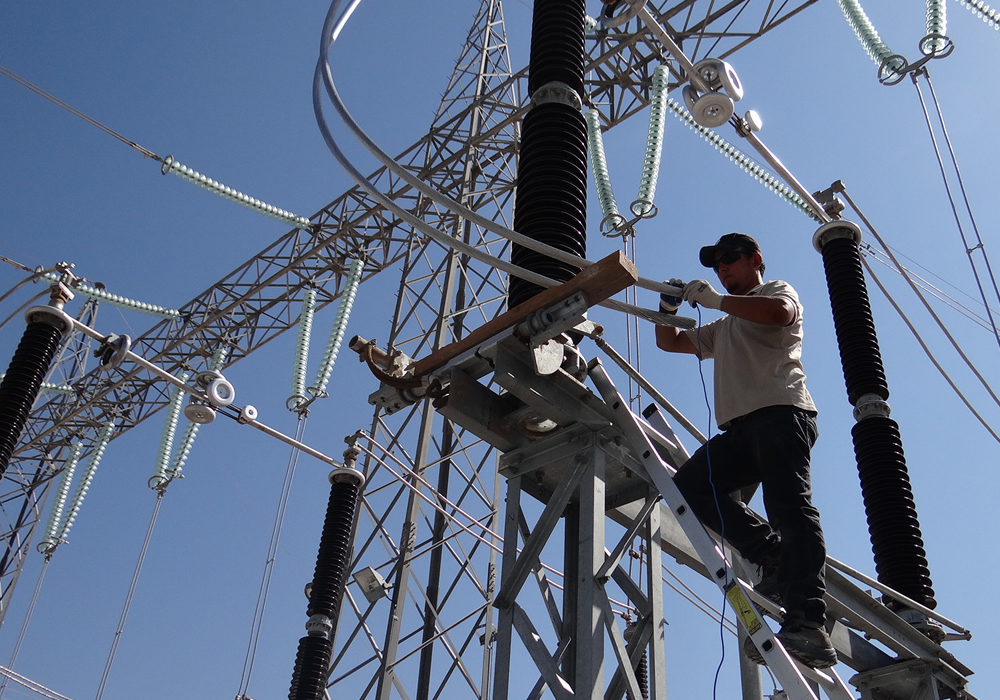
[693,305,729,700]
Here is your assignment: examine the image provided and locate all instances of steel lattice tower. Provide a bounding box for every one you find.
[0,1,824,696]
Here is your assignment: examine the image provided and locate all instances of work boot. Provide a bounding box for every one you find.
[777,621,837,669]
[743,622,837,669]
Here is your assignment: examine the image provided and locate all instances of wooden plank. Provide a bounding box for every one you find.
[412,251,638,376]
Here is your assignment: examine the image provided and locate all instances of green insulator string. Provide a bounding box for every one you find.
[585,109,626,235]
[0,376,72,395]
[150,371,191,491]
[40,273,181,320]
[308,258,364,398]
[663,97,822,222]
[37,442,84,556]
[926,0,948,50]
[289,288,317,411]
[51,418,116,549]
[632,64,670,217]
[956,0,1000,29]
[161,156,313,230]
[837,0,906,72]
[166,346,229,481]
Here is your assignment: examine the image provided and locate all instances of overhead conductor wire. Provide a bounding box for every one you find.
[237,416,307,699]
[841,189,1000,443]
[911,70,1000,351]
[0,65,312,231]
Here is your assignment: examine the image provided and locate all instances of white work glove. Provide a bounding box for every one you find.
[658,278,685,314]
[683,279,725,310]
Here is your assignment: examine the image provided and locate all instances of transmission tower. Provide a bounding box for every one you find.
[0,0,851,697]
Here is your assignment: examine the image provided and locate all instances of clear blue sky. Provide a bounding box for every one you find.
[2,1,999,699]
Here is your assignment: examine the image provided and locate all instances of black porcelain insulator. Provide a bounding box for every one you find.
[820,236,889,405]
[0,321,63,475]
[288,635,334,700]
[307,479,361,618]
[852,416,936,609]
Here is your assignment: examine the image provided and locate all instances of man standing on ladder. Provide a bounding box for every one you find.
[654,232,837,669]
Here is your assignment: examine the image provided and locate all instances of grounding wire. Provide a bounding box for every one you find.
[236,416,306,698]
[956,0,1000,28]
[313,0,694,308]
[842,188,1000,433]
[94,493,165,700]
[913,71,1000,351]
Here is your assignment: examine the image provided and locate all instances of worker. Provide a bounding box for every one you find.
[655,232,836,669]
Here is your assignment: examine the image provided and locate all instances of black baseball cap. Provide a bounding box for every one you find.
[699,232,761,268]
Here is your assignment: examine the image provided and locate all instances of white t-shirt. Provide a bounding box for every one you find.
[682,279,816,429]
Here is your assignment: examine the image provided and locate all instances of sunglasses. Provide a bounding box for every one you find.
[712,250,746,269]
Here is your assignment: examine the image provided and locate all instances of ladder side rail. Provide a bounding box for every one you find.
[587,359,821,700]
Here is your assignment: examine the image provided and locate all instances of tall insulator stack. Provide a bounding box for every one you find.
[508,0,589,307]
[814,221,936,613]
[288,465,365,700]
[0,304,71,476]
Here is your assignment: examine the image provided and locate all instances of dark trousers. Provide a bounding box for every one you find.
[672,405,826,625]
